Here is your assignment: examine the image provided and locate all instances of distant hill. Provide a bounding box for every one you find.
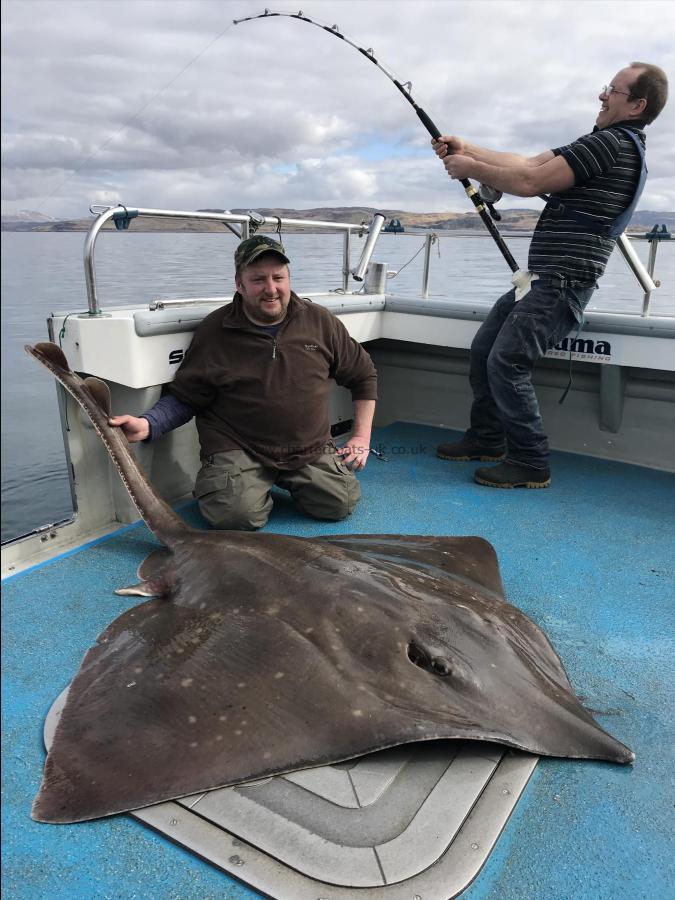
[228,207,545,232]
[622,210,675,229]
[1,209,57,230]
[2,206,673,233]
[2,209,55,222]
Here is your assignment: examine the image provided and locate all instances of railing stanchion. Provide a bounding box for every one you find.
[83,207,123,316]
[342,230,352,292]
[422,233,434,299]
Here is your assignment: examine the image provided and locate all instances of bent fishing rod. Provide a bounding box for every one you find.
[233,8,525,284]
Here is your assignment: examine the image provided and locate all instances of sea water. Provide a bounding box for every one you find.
[2,229,673,542]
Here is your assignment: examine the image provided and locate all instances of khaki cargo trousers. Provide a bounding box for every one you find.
[195,449,361,531]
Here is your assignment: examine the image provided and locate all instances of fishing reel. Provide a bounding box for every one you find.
[479,184,503,221]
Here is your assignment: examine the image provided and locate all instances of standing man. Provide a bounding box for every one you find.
[433,62,668,488]
[110,235,378,529]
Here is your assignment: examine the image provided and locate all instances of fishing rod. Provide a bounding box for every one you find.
[233,8,527,286]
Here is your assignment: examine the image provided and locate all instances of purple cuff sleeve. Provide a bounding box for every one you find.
[142,394,195,442]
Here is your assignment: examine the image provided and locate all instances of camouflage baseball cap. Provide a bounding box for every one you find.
[234,235,290,270]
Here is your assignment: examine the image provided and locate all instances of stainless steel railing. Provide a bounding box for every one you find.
[414,230,666,315]
[83,206,385,316]
[83,205,668,318]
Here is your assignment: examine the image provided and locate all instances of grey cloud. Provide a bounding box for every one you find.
[2,0,673,216]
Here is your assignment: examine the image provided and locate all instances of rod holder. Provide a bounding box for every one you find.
[351,213,387,281]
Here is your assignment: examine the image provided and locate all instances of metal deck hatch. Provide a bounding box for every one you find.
[45,688,537,899]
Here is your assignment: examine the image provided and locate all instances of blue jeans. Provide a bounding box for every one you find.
[466,275,596,468]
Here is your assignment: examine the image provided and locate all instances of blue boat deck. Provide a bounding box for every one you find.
[2,422,674,899]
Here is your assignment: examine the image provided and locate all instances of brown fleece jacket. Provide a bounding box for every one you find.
[167,292,378,469]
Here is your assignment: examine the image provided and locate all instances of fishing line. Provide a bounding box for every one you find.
[233,9,524,280]
[36,21,238,212]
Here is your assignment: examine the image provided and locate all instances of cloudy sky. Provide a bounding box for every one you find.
[2,0,674,219]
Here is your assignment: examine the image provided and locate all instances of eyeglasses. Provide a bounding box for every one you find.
[602,84,633,98]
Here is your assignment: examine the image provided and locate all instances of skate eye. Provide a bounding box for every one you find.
[407,642,452,677]
[431,657,452,676]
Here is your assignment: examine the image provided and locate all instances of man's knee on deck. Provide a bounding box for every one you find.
[280,452,362,522]
[194,451,272,531]
[198,496,271,531]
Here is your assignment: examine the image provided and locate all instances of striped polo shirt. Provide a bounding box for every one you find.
[528,121,646,284]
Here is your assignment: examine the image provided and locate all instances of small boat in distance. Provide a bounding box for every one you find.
[644,223,671,240]
[382,216,405,233]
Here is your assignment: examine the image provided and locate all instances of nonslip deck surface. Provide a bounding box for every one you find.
[2,423,674,899]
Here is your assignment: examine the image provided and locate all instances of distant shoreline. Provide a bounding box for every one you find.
[2,206,672,234]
